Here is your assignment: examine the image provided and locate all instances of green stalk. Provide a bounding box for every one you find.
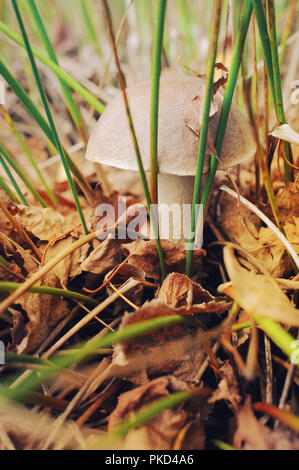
[27,0,87,143]
[80,0,103,58]
[1,106,57,205]
[185,0,222,277]
[0,20,105,115]
[0,174,20,204]
[197,0,252,215]
[113,389,200,437]
[0,281,98,306]
[150,0,167,206]
[102,0,166,280]
[251,313,296,359]
[0,254,11,268]
[0,142,46,206]
[0,148,27,205]
[213,440,237,450]
[175,0,196,59]
[251,0,276,106]
[0,61,93,202]
[267,0,292,181]
[11,0,88,234]
[1,314,187,402]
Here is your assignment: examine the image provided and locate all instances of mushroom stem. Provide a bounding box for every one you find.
[157,174,206,246]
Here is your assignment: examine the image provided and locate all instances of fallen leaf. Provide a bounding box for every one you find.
[233,397,299,450]
[81,236,123,276]
[123,239,205,280]
[0,231,38,275]
[270,124,299,146]
[108,376,204,450]
[157,272,213,308]
[13,273,70,353]
[208,360,241,411]
[42,234,89,286]
[157,273,231,316]
[112,300,207,384]
[15,206,69,241]
[221,247,299,326]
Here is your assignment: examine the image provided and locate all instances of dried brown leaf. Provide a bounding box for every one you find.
[219,193,292,277]
[42,235,89,285]
[112,300,206,384]
[123,239,205,280]
[222,247,299,326]
[108,376,204,450]
[157,272,213,308]
[12,273,70,353]
[208,360,241,411]
[233,397,299,450]
[81,236,123,276]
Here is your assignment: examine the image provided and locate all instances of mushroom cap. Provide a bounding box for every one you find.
[86,71,256,176]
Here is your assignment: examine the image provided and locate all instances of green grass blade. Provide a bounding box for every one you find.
[251,0,276,107]
[1,106,57,205]
[27,0,87,142]
[0,60,93,202]
[11,0,88,234]
[102,0,167,280]
[185,0,222,277]
[80,0,103,58]
[175,0,196,60]
[0,254,11,268]
[0,281,98,306]
[267,0,292,181]
[0,147,27,205]
[199,1,253,208]
[0,20,105,115]
[150,0,167,206]
[0,142,46,206]
[213,439,237,450]
[0,172,21,204]
[113,389,200,437]
[0,314,187,402]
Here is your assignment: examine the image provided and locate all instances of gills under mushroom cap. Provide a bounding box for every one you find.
[86,71,256,176]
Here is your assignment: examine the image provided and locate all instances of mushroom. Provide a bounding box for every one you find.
[86,71,256,244]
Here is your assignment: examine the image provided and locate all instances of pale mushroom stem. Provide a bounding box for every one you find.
[157,173,207,246]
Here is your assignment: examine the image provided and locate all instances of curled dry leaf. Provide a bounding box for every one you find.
[233,397,299,450]
[123,239,205,280]
[157,273,231,316]
[42,234,89,286]
[15,206,69,241]
[157,272,213,308]
[12,273,70,354]
[0,231,38,275]
[275,179,299,223]
[208,360,241,411]
[81,236,123,276]
[108,376,205,450]
[218,192,291,277]
[221,247,299,326]
[270,124,299,146]
[112,300,207,385]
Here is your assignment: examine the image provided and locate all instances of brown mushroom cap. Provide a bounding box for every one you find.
[86,71,256,176]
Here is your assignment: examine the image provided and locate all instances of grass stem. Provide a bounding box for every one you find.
[11,0,89,234]
[150,0,167,206]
